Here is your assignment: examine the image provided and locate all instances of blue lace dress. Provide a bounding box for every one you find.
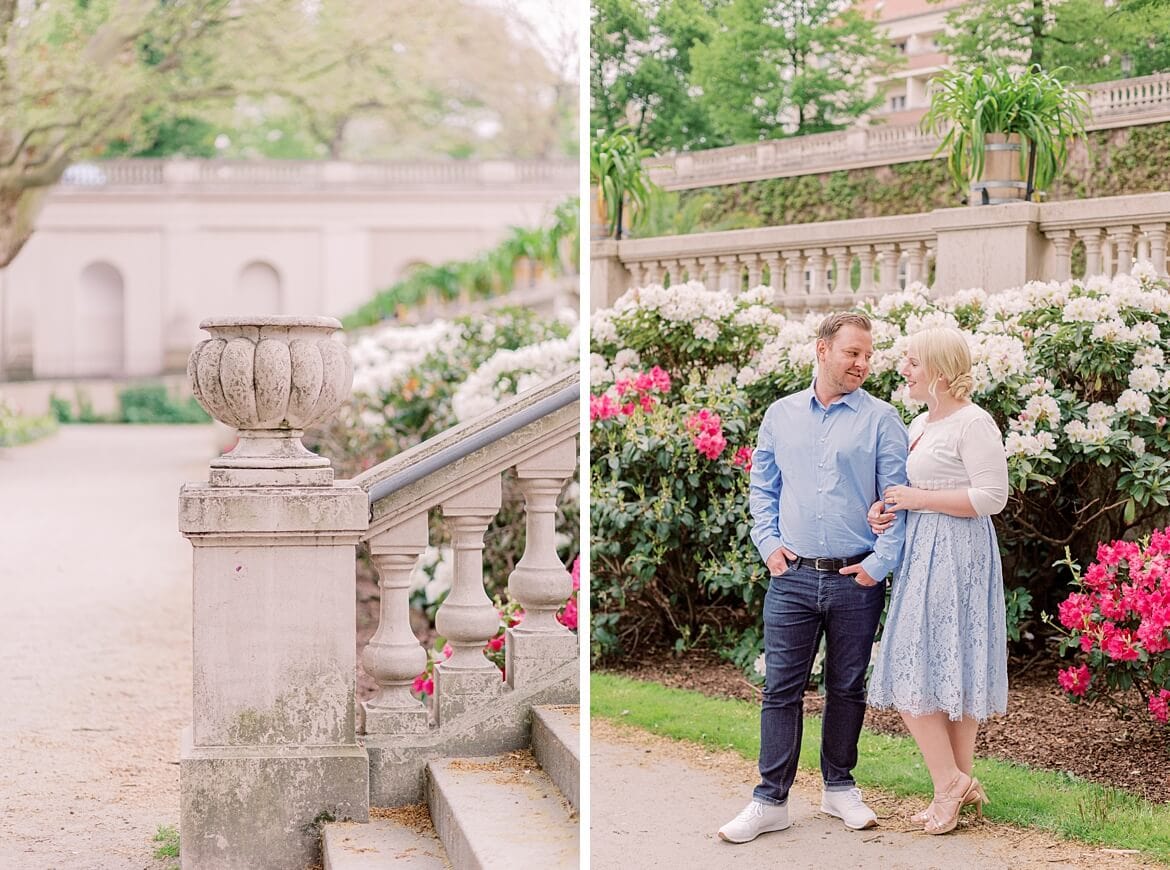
[867,405,1010,721]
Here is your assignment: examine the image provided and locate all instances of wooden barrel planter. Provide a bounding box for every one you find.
[970,133,1031,205]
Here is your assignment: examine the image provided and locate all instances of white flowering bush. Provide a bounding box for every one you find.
[310,307,580,615]
[591,265,1170,674]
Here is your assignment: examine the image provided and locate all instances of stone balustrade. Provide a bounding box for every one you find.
[178,319,578,868]
[649,71,1170,190]
[352,371,579,806]
[58,157,578,189]
[592,192,1170,310]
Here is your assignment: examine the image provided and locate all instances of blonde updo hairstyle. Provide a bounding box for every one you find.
[909,327,974,402]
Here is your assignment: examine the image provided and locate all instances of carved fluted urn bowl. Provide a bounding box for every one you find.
[187,316,353,486]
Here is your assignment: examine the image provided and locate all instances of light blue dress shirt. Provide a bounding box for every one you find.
[749,381,909,581]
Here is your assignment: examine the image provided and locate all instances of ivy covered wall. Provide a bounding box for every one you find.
[666,122,1170,235]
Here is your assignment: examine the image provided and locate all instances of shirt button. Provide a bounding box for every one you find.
[817,514,822,519]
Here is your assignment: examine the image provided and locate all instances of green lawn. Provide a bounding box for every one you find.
[592,672,1170,863]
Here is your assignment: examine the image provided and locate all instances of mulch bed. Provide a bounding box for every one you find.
[603,648,1170,804]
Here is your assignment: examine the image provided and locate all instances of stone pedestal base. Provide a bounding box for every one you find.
[434,666,503,725]
[506,630,580,694]
[180,728,369,870]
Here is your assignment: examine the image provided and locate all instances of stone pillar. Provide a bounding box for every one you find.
[589,240,633,311]
[506,437,579,693]
[1141,223,1169,277]
[360,513,430,735]
[679,257,699,284]
[931,202,1045,295]
[179,316,369,870]
[435,476,504,725]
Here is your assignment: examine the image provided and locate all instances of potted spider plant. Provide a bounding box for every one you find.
[590,127,656,239]
[921,64,1090,204]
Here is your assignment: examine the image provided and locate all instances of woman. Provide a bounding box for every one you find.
[866,326,1009,835]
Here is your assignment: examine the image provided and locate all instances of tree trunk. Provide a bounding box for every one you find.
[0,187,49,269]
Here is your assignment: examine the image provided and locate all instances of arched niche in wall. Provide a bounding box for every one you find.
[76,261,125,377]
[235,261,283,315]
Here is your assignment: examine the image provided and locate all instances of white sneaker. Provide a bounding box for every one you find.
[717,800,791,843]
[820,787,878,830]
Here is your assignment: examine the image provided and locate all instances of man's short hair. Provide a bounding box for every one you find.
[817,312,872,344]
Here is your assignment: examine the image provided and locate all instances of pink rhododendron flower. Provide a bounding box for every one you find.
[411,674,427,694]
[571,557,580,590]
[486,634,505,653]
[1058,592,1094,630]
[443,643,453,659]
[590,393,618,421]
[1149,689,1170,724]
[558,596,578,631]
[733,446,754,471]
[1057,664,1091,697]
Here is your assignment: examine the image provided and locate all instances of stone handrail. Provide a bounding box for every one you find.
[649,71,1170,190]
[58,158,578,189]
[349,369,579,805]
[593,191,1170,309]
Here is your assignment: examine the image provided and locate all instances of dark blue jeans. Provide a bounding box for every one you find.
[753,563,886,806]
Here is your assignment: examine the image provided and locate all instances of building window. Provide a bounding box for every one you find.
[890,95,907,111]
[893,40,907,53]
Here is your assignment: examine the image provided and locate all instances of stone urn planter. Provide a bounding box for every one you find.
[187,315,353,486]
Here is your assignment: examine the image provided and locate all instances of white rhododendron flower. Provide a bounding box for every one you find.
[693,319,720,342]
[1131,436,1147,456]
[1087,402,1114,424]
[1117,389,1152,416]
[1130,366,1161,392]
[1134,346,1165,367]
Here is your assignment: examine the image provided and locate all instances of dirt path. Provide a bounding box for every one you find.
[0,425,217,870]
[591,718,1157,870]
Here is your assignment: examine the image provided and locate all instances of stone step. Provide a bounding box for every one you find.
[426,750,578,870]
[322,806,450,870]
[531,705,580,813]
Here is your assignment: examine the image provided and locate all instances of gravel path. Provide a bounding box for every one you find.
[591,718,1157,870]
[0,425,218,870]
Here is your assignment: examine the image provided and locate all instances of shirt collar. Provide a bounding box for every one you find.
[808,377,863,412]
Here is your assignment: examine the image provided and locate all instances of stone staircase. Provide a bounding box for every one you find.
[322,706,580,869]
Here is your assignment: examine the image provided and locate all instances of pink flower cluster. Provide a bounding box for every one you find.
[1056,528,1170,722]
[590,366,672,421]
[733,446,754,472]
[412,559,580,699]
[686,409,727,460]
[557,557,581,631]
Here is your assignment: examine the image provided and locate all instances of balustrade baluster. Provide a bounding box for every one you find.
[1107,226,1136,275]
[717,255,740,292]
[904,240,927,287]
[1046,230,1074,281]
[435,476,504,723]
[855,246,876,297]
[1140,223,1169,277]
[782,250,804,309]
[874,243,899,293]
[1076,229,1104,277]
[506,438,579,690]
[698,256,719,290]
[743,253,763,290]
[761,253,782,300]
[361,514,430,734]
[827,246,851,305]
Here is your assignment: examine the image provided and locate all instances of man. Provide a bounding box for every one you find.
[718,311,908,844]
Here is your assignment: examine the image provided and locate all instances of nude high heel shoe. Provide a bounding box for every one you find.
[923,772,973,835]
[962,778,989,819]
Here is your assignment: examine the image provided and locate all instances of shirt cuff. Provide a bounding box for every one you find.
[861,553,893,582]
[758,538,783,565]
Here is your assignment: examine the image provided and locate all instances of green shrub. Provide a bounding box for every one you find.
[118,384,209,423]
